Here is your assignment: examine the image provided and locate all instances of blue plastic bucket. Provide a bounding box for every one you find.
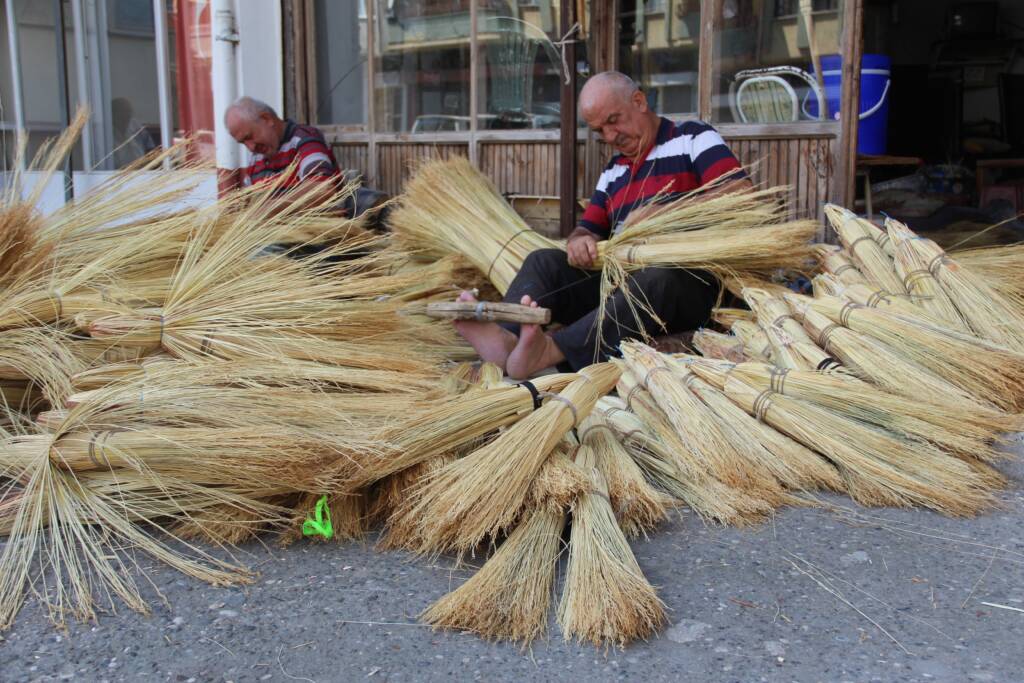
[807,54,891,155]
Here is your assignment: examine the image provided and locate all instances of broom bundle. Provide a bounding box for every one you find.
[618,344,789,503]
[814,244,869,286]
[725,362,1014,463]
[389,156,559,294]
[579,413,673,537]
[807,294,1024,412]
[351,372,577,489]
[711,307,755,328]
[731,320,773,363]
[785,293,1012,417]
[825,205,904,294]
[716,372,997,516]
[884,219,972,330]
[395,363,619,556]
[557,443,666,647]
[674,356,844,493]
[692,328,750,362]
[812,274,949,328]
[887,220,1024,352]
[952,243,1024,302]
[595,398,772,526]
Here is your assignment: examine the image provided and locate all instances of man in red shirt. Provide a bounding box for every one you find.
[225,97,385,220]
[455,71,752,378]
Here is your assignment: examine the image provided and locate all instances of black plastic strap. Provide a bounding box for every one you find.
[517,380,543,411]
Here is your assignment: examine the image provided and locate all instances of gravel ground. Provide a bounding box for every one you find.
[4,441,1024,683]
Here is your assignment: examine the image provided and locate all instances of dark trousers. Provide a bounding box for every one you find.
[501,248,719,370]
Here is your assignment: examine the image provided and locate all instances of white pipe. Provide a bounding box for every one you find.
[5,0,26,165]
[69,0,94,169]
[211,0,239,173]
[152,0,173,168]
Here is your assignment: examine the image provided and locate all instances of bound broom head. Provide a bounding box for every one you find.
[712,307,755,328]
[579,413,673,537]
[814,244,869,286]
[825,205,904,294]
[730,320,773,363]
[692,328,749,362]
[529,441,593,515]
[727,361,1013,463]
[808,294,1024,412]
[422,504,565,643]
[889,219,1024,352]
[557,443,666,647]
[395,363,620,557]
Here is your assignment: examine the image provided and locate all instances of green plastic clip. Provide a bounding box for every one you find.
[302,495,333,540]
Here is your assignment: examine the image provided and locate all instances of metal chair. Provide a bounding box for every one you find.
[729,66,826,123]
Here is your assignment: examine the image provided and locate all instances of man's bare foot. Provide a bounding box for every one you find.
[505,295,566,379]
[451,290,517,367]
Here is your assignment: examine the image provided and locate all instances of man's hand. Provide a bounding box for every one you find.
[566,228,600,268]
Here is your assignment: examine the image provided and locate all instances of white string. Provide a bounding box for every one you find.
[552,22,582,85]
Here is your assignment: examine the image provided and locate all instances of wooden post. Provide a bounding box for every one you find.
[559,0,578,237]
[837,0,864,213]
[698,0,721,122]
[469,0,479,166]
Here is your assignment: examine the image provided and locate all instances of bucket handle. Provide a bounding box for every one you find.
[858,78,890,120]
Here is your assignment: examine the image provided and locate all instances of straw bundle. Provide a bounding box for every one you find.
[557,444,666,647]
[422,505,565,643]
[725,362,1013,464]
[786,294,1011,416]
[692,328,750,362]
[677,358,843,493]
[389,156,559,294]
[375,455,456,552]
[888,223,1024,351]
[720,374,996,515]
[731,320,773,363]
[598,388,774,526]
[397,363,620,556]
[814,244,869,286]
[885,219,972,330]
[619,343,789,503]
[952,243,1024,302]
[579,414,672,537]
[808,295,1024,412]
[712,307,755,328]
[350,372,577,488]
[813,274,949,327]
[825,205,905,294]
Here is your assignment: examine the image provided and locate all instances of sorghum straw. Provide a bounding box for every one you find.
[952,243,1024,304]
[888,220,1024,352]
[597,393,774,526]
[814,244,869,286]
[726,362,1013,463]
[619,344,789,503]
[730,320,773,363]
[557,444,666,647]
[422,505,565,643]
[814,274,949,327]
[692,328,750,362]
[825,204,905,294]
[579,413,672,537]
[786,293,1011,417]
[808,294,1024,412]
[678,358,844,493]
[712,307,755,328]
[721,374,997,515]
[886,218,972,330]
[389,156,559,294]
[398,363,620,556]
[349,372,577,488]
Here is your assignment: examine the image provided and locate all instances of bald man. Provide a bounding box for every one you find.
[455,71,751,379]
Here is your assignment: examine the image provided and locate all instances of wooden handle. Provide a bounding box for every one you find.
[426,301,551,325]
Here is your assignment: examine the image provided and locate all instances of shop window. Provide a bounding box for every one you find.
[476,0,564,130]
[712,0,843,124]
[313,0,368,130]
[620,0,701,118]
[374,0,472,133]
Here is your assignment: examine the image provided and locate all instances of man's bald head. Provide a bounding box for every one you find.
[578,71,659,161]
[579,71,639,117]
[225,96,286,157]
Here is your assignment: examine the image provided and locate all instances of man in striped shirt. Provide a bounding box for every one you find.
[226,97,343,207]
[454,71,751,378]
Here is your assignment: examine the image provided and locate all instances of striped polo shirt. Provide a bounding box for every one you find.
[579,118,744,238]
[242,119,341,190]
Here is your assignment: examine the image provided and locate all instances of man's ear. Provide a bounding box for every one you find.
[632,89,649,112]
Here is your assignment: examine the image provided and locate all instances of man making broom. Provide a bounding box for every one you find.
[455,71,752,379]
